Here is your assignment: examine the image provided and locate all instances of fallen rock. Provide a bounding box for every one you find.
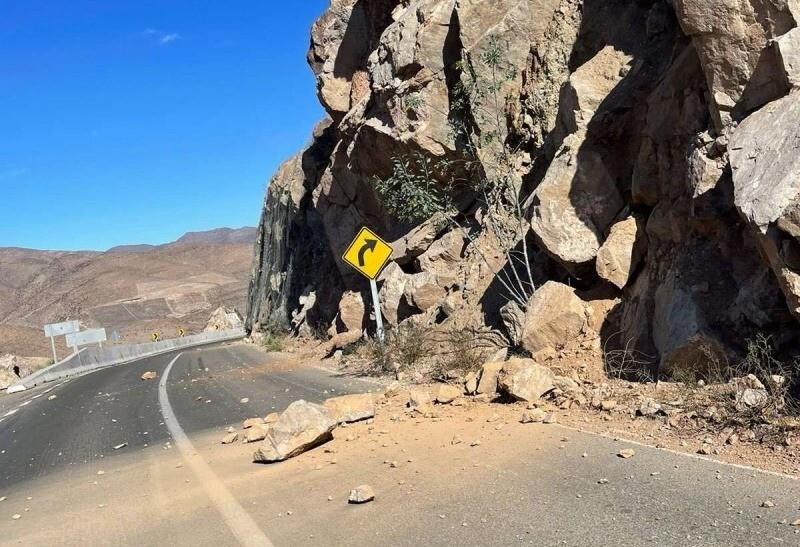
[384,381,401,399]
[324,393,376,424]
[596,216,645,289]
[737,388,769,410]
[464,371,478,395]
[520,408,547,423]
[601,400,617,412]
[618,448,636,459]
[348,484,375,504]
[140,371,157,381]
[497,359,556,402]
[264,412,280,424]
[244,425,268,443]
[435,385,462,404]
[520,281,586,354]
[243,417,266,429]
[530,138,624,270]
[221,432,238,445]
[476,362,504,395]
[253,400,336,463]
[407,389,432,408]
[637,398,663,417]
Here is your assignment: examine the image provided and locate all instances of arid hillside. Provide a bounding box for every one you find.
[0,228,255,358]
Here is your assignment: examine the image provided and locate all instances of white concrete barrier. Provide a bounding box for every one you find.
[7,328,245,392]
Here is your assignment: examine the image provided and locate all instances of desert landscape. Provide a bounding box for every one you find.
[0,227,255,360]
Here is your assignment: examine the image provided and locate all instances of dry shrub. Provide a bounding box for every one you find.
[430,327,487,381]
[352,322,435,377]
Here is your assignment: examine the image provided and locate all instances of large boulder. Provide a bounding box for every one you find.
[672,0,797,127]
[497,359,556,402]
[331,291,365,334]
[402,272,448,312]
[378,262,411,325]
[530,139,625,270]
[530,46,630,271]
[520,281,586,353]
[323,393,376,424]
[252,400,337,463]
[596,216,646,289]
[776,28,800,88]
[476,361,505,395]
[731,92,800,318]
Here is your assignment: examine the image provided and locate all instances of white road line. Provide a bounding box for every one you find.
[158,353,274,547]
[2,408,19,418]
[555,423,800,482]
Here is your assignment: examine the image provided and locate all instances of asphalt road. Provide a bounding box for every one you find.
[1,343,799,546]
[0,342,376,489]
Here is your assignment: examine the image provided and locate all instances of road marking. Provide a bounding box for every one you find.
[2,409,19,418]
[158,353,274,547]
[555,423,800,482]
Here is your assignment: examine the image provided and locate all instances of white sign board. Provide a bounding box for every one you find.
[66,328,107,348]
[44,320,80,338]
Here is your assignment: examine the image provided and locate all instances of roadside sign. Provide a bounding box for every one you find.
[66,328,107,349]
[341,227,393,280]
[341,227,392,343]
[152,332,161,342]
[44,320,79,338]
[178,328,185,337]
[43,320,80,362]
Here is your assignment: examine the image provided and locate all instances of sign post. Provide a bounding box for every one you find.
[43,320,80,362]
[341,227,393,343]
[66,328,107,352]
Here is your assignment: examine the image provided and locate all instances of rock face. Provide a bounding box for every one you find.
[247,0,800,378]
[252,400,337,463]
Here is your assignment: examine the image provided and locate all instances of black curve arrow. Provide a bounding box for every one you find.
[358,238,378,267]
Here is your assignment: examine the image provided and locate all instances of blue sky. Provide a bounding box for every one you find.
[0,0,328,250]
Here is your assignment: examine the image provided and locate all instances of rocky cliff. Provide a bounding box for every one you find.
[247,0,800,378]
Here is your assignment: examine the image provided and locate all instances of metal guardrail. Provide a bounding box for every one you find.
[6,328,246,392]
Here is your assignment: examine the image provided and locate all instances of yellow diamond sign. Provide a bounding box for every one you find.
[342,227,393,280]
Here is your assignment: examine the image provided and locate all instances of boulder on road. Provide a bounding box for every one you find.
[520,282,586,354]
[252,400,337,463]
[140,371,157,381]
[497,359,556,402]
[324,393,375,424]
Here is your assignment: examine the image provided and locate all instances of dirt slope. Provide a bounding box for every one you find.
[0,229,255,357]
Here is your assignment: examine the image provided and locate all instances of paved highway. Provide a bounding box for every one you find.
[0,343,376,489]
[0,343,798,546]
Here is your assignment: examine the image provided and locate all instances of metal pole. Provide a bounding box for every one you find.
[49,336,58,363]
[369,278,385,343]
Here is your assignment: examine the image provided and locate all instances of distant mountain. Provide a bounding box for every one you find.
[106,227,257,253]
[106,244,157,254]
[0,227,256,358]
[173,227,257,246]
